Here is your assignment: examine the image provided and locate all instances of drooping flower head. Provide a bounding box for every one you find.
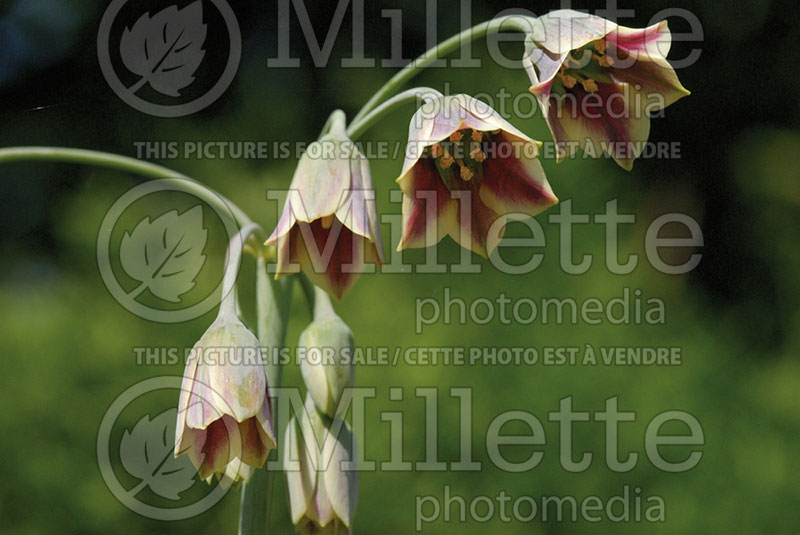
[175,310,276,484]
[524,9,690,169]
[285,395,358,534]
[266,111,384,300]
[397,93,557,257]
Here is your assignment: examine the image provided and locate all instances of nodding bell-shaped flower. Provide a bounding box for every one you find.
[285,395,358,534]
[175,309,276,484]
[266,111,384,300]
[524,9,690,170]
[397,94,557,257]
[298,299,355,418]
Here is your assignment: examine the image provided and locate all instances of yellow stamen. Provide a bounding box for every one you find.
[471,130,483,141]
[430,143,443,158]
[440,151,455,169]
[457,160,473,181]
[594,39,607,54]
[561,73,577,89]
[321,215,334,229]
[566,54,583,69]
[470,147,486,163]
[581,78,598,93]
[596,53,614,67]
[449,131,464,142]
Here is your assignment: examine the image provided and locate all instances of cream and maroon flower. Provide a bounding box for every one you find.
[524,9,690,170]
[175,310,276,484]
[285,395,358,534]
[397,94,557,257]
[266,113,383,300]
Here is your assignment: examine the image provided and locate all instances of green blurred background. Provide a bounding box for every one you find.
[1,0,798,533]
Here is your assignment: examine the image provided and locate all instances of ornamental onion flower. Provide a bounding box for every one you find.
[524,9,690,169]
[174,310,276,484]
[285,395,358,534]
[397,93,557,257]
[266,111,384,300]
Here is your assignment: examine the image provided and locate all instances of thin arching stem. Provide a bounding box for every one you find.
[346,87,443,140]
[219,222,266,317]
[0,146,252,227]
[350,15,534,125]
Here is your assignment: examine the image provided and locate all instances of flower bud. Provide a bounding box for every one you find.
[298,314,354,417]
[174,310,276,484]
[285,395,358,534]
[265,110,383,300]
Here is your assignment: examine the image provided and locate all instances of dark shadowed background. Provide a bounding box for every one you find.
[0,0,798,533]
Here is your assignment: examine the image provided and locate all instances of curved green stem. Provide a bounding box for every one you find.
[220,222,266,317]
[239,257,294,535]
[0,146,252,227]
[346,87,443,140]
[312,286,337,320]
[351,15,534,125]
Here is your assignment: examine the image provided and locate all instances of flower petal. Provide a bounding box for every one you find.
[529,9,614,54]
[453,94,540,144]
[479,132,558,216]
[612,60,689,110]
[238,417,269,467]
[197,416,235,479]
[525,43,569,95]
[265,200,296,248]
[206,323,266,422]
[285,415,316,524]
[448,179,504,258]
[322,420,358,528]
[397,159,458,251]
[215,458,254,488]
[184,344,223,430]
[607,20,671,59]
[176,426,206,470]
[255,396,277,451]
[289,139,351,222]
[334,151,384,263]
[547,81,650,170]
[292,220,366,300]
[400,94,540,181]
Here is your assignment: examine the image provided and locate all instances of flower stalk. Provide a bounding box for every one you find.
[0,146,252,227]
[0,8,691,533]
[239,254,294,535]
[351,15,534,125]
[346,87,443,140]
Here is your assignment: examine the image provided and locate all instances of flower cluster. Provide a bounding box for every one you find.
[265,11,688,300]
[169,8,690,535]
